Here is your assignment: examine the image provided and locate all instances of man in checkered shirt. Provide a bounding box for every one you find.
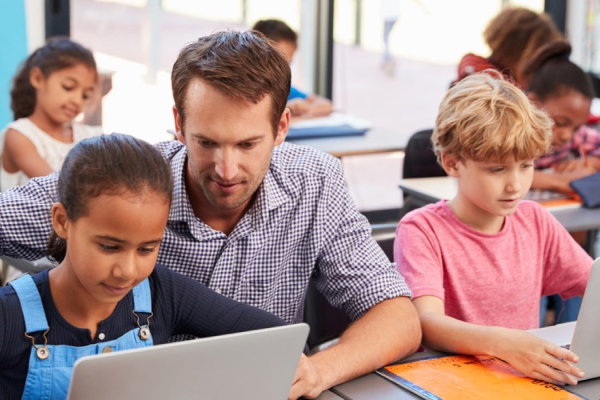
[0,31,420,399]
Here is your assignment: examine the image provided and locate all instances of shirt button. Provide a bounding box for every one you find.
[214,288,222,294]
[98,333,106,340]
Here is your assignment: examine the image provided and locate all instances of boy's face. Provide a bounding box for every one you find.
[443,154,535,228]
[274,40,297,64]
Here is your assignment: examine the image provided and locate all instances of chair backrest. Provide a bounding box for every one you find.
[303,281,351,350]
[402,129,446,180]
[400,129,447,218]
[303,226,396,351]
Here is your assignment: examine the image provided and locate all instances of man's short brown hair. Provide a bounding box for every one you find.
[171,31,291,135]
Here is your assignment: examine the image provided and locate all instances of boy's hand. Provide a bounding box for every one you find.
[288,354,325,399]
[287,99,311,117]
[494,329,584,386]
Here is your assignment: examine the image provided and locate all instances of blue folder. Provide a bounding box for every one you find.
[286,124,369,140]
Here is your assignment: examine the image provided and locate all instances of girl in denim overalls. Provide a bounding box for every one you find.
[0,134,285,399]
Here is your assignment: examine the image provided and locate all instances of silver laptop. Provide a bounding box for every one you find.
[67,323,309,400]
[566,257,600,381]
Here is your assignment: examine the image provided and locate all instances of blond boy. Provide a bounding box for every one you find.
[396,71,592,385]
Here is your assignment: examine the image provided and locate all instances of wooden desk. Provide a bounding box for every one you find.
[399,177,600,233]
[287,127,408,158]
[330,322,600,399]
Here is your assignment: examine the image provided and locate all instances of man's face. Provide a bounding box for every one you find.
[174,78,288,215]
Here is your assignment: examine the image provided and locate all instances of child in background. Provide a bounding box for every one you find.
[522,40,600,192]
[522,40,600,326]
[396,72,592,386]
[252,19,333,119]
[1,37,102,192]
[0,134,286,399]
[454,7,562,88]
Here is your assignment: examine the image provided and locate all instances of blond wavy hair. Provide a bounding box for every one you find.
[432,71,553,163]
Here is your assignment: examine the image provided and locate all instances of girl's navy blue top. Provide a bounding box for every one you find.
[0,264,286,399]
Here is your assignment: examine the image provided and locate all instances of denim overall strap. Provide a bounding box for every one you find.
[17,277,154,400]
[132,278,151,313]
[10,274,49,334]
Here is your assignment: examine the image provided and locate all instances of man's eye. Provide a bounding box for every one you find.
[239,142,255,149]
[99,244,118,251]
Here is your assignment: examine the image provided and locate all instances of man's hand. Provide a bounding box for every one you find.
[288,354,325,400]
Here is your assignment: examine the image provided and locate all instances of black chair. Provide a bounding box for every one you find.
[303,224,397,352]
[402,128,446,182]
[400,129,447,218]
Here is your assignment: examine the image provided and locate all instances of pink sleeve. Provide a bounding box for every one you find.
[538,206,593,298]
[394,214,445,300]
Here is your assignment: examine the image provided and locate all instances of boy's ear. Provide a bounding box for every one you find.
[441,153,461,177]
[51,203,70,239]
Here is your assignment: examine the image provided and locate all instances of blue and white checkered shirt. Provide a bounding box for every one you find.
[0,140,411,323]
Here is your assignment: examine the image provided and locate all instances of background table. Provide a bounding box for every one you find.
[287,127,407,158]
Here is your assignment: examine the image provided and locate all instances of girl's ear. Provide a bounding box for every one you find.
[51,203,70,239]
[441,153,461,177]
[29,67,45,90]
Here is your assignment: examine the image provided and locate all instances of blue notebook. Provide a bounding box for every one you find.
[286,124,369,140]
[570,172,600,208]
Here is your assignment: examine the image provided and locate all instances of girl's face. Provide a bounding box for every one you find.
[52,189,170,308]
[535,89,591,149]
[30,63,97,125]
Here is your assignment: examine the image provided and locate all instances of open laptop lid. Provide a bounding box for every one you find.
[67,323,309,400]
[569,258,600,381]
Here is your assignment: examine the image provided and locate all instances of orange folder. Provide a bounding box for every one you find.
[377,355,584,399]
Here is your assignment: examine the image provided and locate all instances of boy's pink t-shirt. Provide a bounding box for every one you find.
[396,200,592,330]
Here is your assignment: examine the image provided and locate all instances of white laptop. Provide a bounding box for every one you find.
[530,257,600,381]
[67,323,309,400]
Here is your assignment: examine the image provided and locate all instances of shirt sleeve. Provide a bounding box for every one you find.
[0,173,58,260]
[313,159,412,321]
[537,205,593,298]
[153,265,287,337]
[575,125,600,158]
[288,85,308,101]
[394,211,446,301]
